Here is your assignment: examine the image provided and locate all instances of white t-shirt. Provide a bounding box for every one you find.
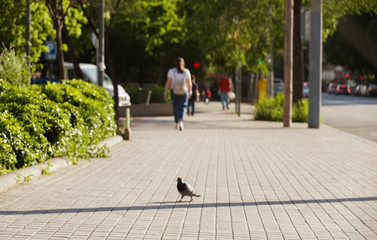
[167,68,191,89]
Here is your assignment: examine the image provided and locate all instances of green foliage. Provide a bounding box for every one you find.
[0,46,32,86]
[0,0,54,63]
[107,0,188,86]
[324,13,377,76]
[292,99,309,122]
[125,85,171,104]
[323,0,377,40]
[255,94,308,122]
[0,79,116,175]
[181,0,285,73]
[24,174,33,182]
[148,85,172,103]
[254,93,284,121]
[41,162,53,176]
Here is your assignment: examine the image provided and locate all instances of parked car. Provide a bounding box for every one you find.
[367,83,377,96]
[274,78,284,96]
[327,81,343,94]
[355,83,370,96]
[335,84,350,95]
[346,79,357,95]
[354,83,363,96]
[64,63,131,106]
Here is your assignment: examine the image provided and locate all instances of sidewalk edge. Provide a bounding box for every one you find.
[0,135,123,193]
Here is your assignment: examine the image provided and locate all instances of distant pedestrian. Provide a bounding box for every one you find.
[203,87,212,104]
[187,75,199,116]
[164,57,192,131]
[218,77,232,110]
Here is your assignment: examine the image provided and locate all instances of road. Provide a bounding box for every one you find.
[321,93,377,143]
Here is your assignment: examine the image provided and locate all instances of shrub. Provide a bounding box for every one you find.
[254,93,308,122]
[125,85,171,104]
[43,80,116,141]
[254,94,284,121]
[292,99,308,122]
[0,46,32,86]
[0,79,116,174]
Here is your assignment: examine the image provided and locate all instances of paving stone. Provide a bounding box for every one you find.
[0,102,376,239]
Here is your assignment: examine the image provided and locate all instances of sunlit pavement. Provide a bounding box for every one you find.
[0,101,376,239]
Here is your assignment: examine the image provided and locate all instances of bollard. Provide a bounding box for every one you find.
[123,108,132,140]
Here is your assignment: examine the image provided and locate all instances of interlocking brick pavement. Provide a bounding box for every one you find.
[0,102,376,239]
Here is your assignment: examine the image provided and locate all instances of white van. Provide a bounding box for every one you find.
[64,62,131,106]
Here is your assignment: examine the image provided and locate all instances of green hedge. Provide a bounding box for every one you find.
[254,93,308,122]
[125,85,171,104]
[0,79,116,175]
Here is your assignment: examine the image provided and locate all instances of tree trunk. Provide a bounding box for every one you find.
[55,19,65,80]
[293,0,304,103]
[252,72,259,104]
[62,25,83,79]
[157,61,164,85]
[105,34,119,120]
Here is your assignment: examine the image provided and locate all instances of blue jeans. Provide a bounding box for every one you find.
[187,97,195,115]
[170,90,188,123]
[220,92,230,109]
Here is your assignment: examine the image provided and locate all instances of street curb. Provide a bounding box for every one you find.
[0,135,123,193]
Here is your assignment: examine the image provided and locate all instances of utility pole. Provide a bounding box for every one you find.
[283,0,294,127]
[97,0,104,87]
[267,6,274,98]
[308,0,322,128]
[26,0,30,66]
[236,61,242,116]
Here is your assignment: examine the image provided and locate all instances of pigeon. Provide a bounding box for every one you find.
[177,177,200,202]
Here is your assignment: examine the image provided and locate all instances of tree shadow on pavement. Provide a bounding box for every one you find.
[1,196,376,215]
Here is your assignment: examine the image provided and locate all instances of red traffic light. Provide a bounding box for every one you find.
[345,73,349,78]
[193,62,200,68]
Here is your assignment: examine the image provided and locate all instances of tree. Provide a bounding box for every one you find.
[180,0,285,73]
[293,0,304,103]
[291,0,377,103]
[62,6,87,79]
[45,0,76,80]
[0,0,54,63]
[324,13,377,78]
[101,0,187,85]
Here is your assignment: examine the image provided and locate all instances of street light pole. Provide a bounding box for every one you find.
[236,61,242,116]
[97,0,104,87]
[308,0,322,128]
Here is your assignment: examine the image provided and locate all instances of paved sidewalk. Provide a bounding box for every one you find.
[0,101,376,239]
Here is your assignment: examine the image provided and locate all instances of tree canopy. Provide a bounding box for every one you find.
[0,0,53,63]
[324,12,377,78]
[1,0,376,86]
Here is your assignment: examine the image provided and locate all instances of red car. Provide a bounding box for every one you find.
[367,83,377,96]
[335,84,350,95]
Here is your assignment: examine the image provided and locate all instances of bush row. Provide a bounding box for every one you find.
[125,85,171,104]
[254,93,308,122]
[0,79,117,175]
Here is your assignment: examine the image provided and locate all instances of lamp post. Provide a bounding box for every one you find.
[236,61,242,116]
[308,0,322,128]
